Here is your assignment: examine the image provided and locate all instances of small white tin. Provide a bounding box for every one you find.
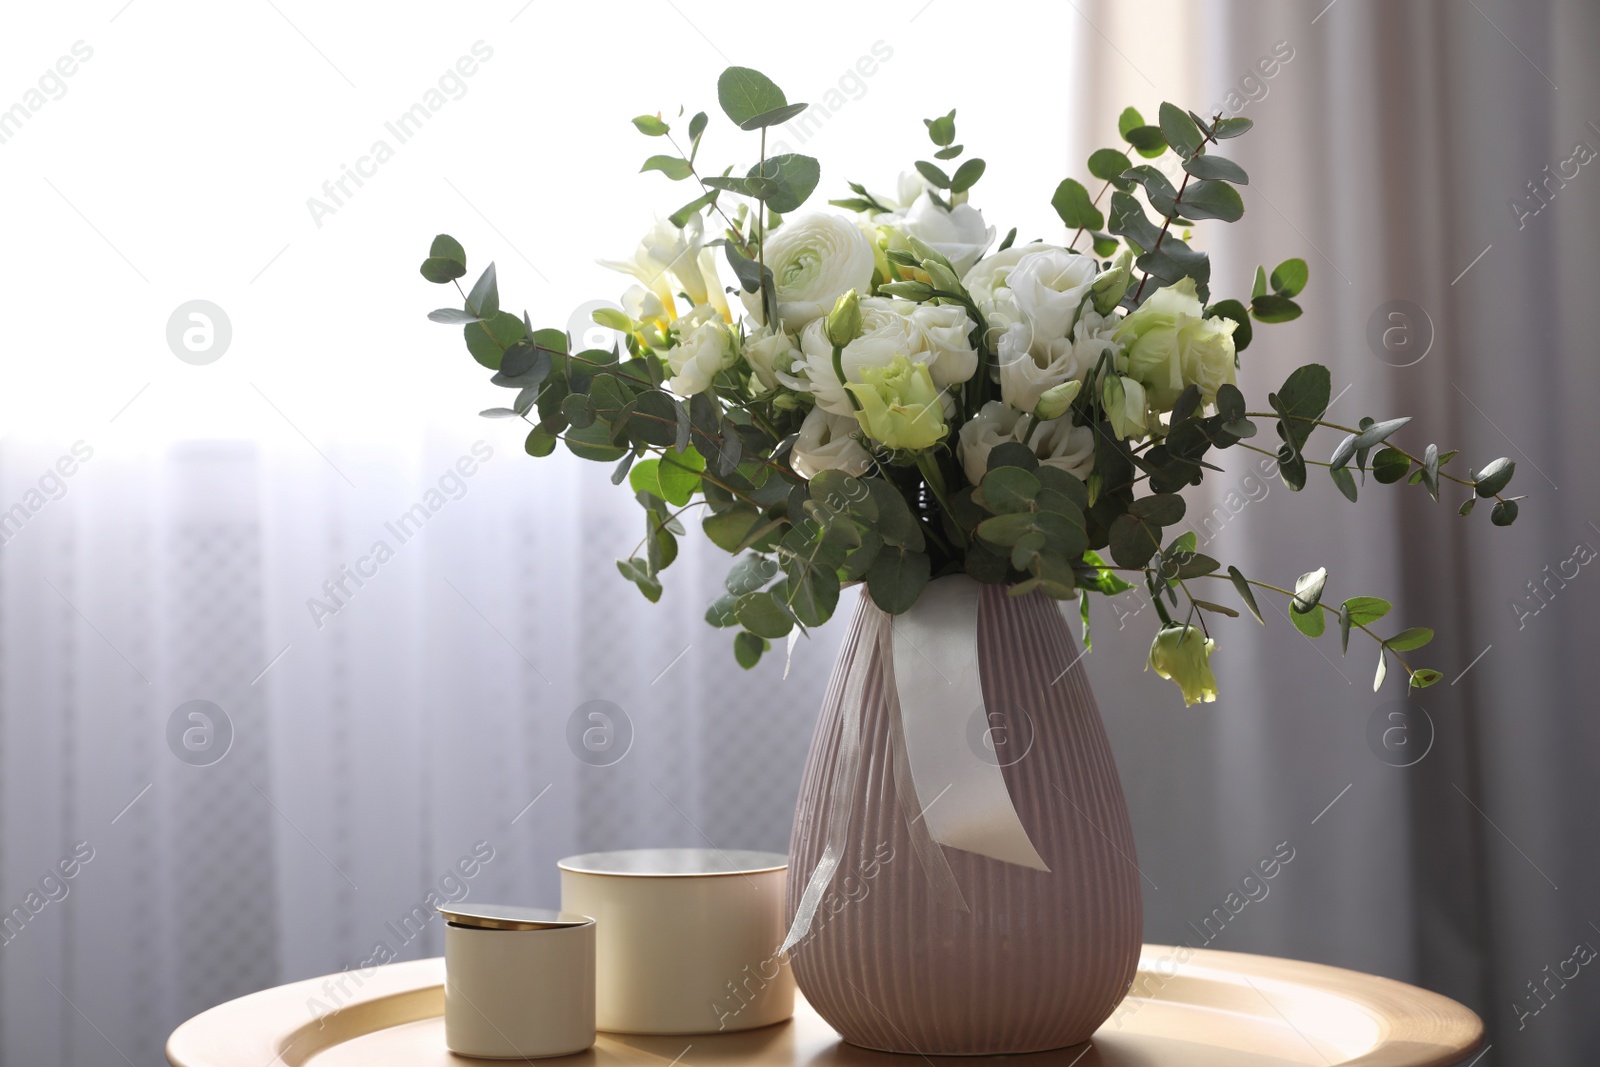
[438,903,595,1059]
[558,848,793,1035]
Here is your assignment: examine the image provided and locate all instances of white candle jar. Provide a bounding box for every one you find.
[558,848,793,1034]
[439,904,596,1059]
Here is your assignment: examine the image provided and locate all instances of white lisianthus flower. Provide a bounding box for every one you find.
[1005,247,1100,344]
[741,324,801,394]
[743,213,876,332]
[1148,625,1219,706]
[1115,277,1237,409]
[600,215,729,322]
[795,297,977,415]
[791,407,873,479]
[894,192,995,275]
[998,304,1123,414]
[957,401,1095,486]
[662,305,736,397]
[961,242,1065,315]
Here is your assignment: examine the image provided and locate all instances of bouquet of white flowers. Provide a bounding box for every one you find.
[419,65,1521,705]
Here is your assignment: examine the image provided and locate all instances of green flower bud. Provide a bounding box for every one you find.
[922,261,962,295]
[825,289,863,348]
[1091,248,1134,315]
[1147,625,1219,706]
[879,280,936,301]
[1033,379,1084,421]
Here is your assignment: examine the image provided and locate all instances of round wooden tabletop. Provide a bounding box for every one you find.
[167,944,1483,1066]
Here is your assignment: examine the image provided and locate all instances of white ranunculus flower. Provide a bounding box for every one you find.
[794,297,976,415]
[896,192,995,275]
[743,213,876,332]
[1006,247,1100,345]
[957,401,1095,486]
[741,324,800,393]
[961,242,1065,315]
[600,215,729,322]
[662,305,736,397]
[791,406,873,479]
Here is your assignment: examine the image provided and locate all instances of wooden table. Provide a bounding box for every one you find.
[167,945,1483,1066]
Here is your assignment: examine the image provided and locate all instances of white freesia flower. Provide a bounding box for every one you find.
[957,401,1095,486]
[600,215,729,322]
[791,407,873,479]
[895,192,995,275]
[662,304,736,397]
[741,324,801,393]
[743,213,876,332]
[621,284,666,329]
[795,297,977,415]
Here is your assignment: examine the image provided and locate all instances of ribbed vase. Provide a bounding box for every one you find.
[786,580,1142,1055]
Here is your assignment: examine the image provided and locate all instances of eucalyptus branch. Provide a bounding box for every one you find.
[1130,119,1221,303]
[663,131,751,255]
[1067,147,1132,252]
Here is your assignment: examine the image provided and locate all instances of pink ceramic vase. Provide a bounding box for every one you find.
[786,580,1143,1055]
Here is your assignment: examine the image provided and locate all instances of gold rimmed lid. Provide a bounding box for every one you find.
[557,848,788,878]
[436,903,593,931]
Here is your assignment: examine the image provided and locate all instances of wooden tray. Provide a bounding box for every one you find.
[166,944,1482,1066]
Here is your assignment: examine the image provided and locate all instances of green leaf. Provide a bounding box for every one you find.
[738,101,809,130]
[979,467,1041,514]
[1352,417,1412,450]
[1422,443,1440,502]
[733,630,768,669]
[1213,116,1254,139]
[1374,647,1388,691]
[717,66,788,127]
[976,512,1037,548]
[1122,165,1179,214]
[524,426,557,457]
[1178,179,1245,222]
[464,311,527,370]
[1371,447,1411,483]
[617,557,662,603]
[867,480,924,551]
[914,160,951,189]
[1474,457,1515,497]
[1252,265,1268,299]
[1291,603,1326,638]
[1088,148,1134,190]
[866,548,930,614]
[1410,668,1444,689]
[1330,465,1358,502]
[1385,627,1434,652]
[950,158,986,193]
[420,233,467,283]
[688,111,708,144]
[1124,125,1167,157]
[1158,102,1204,158]
[1292,567,1328,613]
[748,153,820,213]
[564,419,628,462]
[429,307,483,324]
[560,392,596,429]
[1274,364,1330,453]
[668,190,719,228]
[1343,596,1391,626]
[632,114,669,136]
[1338,602,1352,653]
[1491,499,1520,526]
[704,174,780,199]
[1182,153,1249,184]
[1459,497,1478,516]
[465,263,499,318]
[735,590,793,639]
[1117,106,1145,138]
[1128,493,1186,527]
[1269,257,1309,297]
[641,155,693,181]
[925,109,956,146]
[1228,565,1265,625]
[1252,291,1302,320]
[1107,513,1161,569]
[1108,191,1163,249]
[933,145,963,160]
[1193,600,1239,618]
[703,506,763,553]
[987,441,1040,472]
[1050,177,1103,230]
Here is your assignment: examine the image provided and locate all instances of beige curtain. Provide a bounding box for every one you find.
[1075,2,1599,1061]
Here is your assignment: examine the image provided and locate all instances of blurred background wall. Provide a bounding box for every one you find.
[0,1,1595,1064]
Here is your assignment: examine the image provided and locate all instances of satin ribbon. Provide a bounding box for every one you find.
[780,579,1047,956]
